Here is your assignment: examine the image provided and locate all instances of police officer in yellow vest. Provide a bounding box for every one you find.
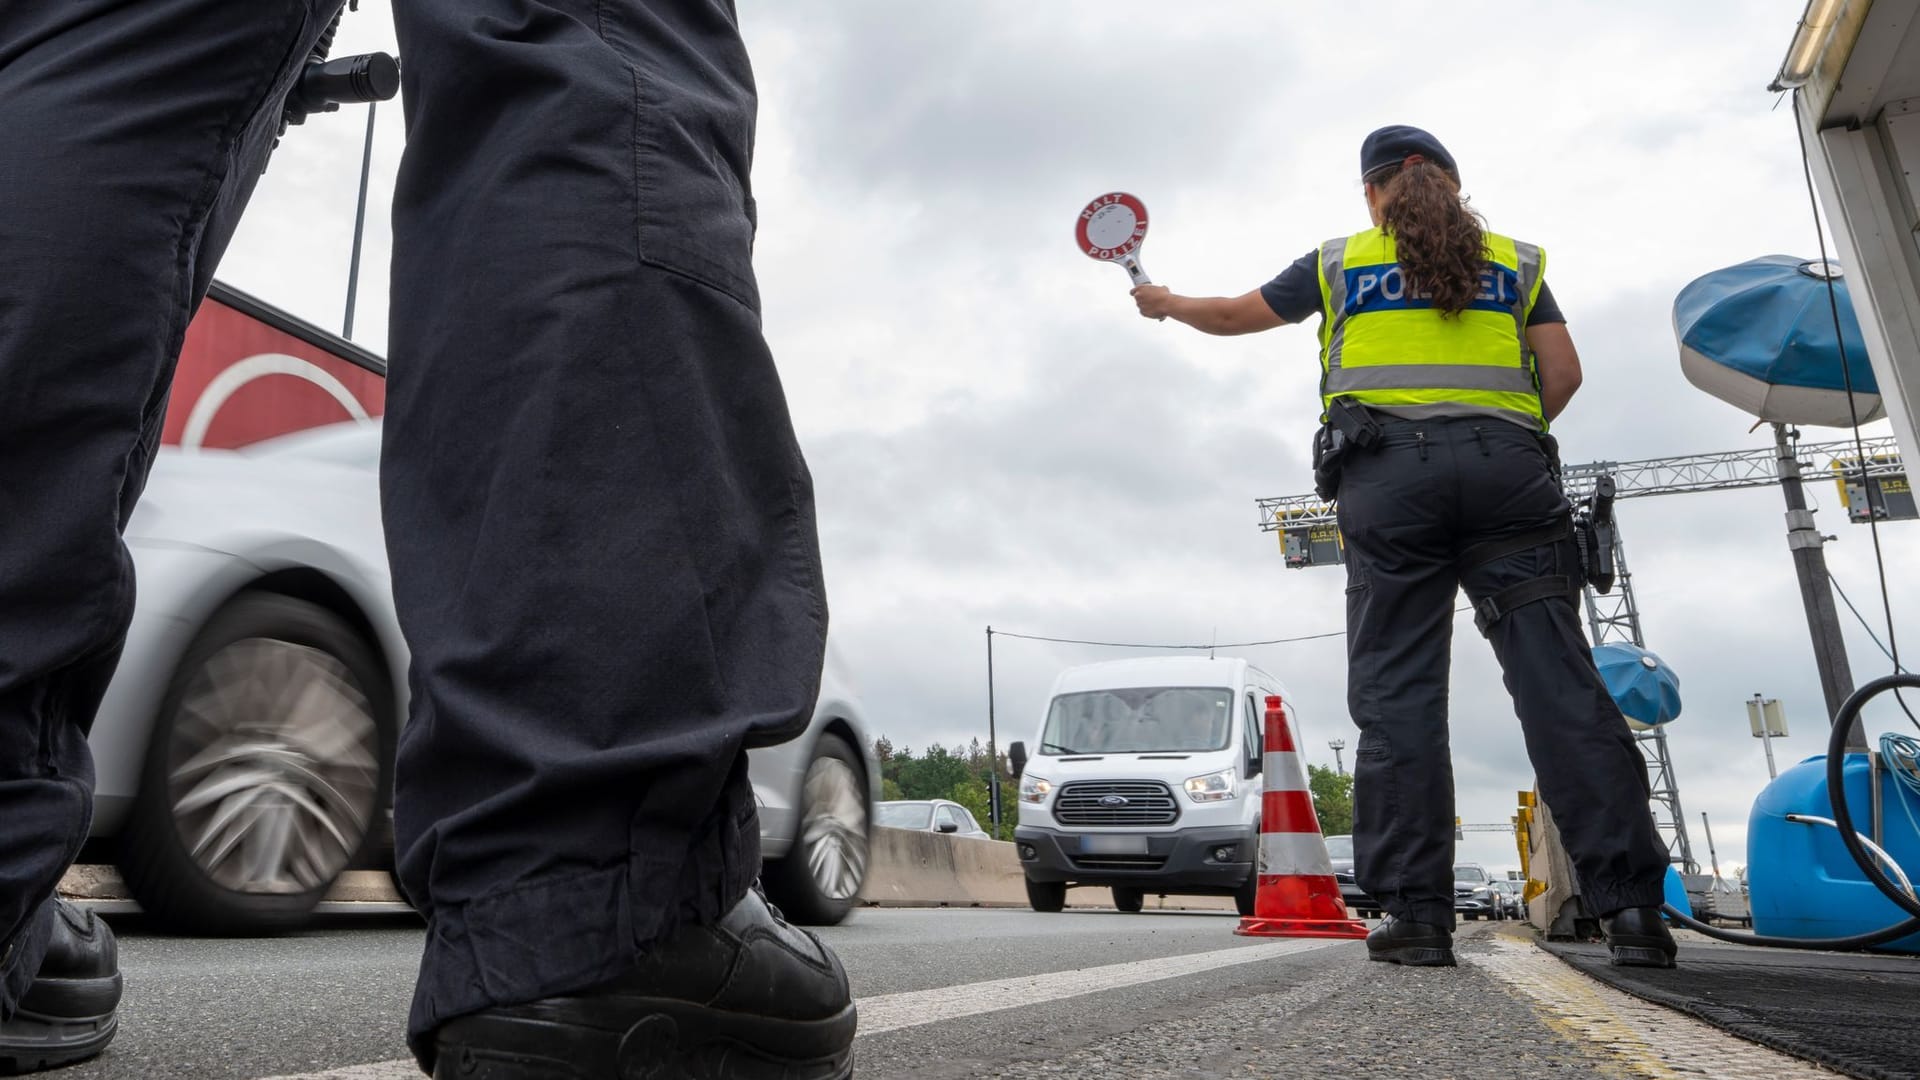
[1132,126,1677,969]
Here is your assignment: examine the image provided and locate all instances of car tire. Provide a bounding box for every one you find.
[1112,886,1144,913]
[1026,877,1066,913]
[1234,868,1258,917]
[765,733,870,926]
[118,592,394,935]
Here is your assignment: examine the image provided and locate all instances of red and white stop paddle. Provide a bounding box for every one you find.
[1076,192,1153,287]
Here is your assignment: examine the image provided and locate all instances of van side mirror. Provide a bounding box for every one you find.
[1008,741,1027,779]
[1245,750,1262,780]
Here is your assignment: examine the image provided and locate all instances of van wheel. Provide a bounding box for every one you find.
[1112,886,1144,913]
[1025,878,1066,913]
[1235,868,1258,917]
[118,593,393,935]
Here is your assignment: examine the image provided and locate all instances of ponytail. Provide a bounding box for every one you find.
[1373,161,1486,317]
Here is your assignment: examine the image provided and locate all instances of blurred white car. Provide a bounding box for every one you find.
[86,420,875,932]
[874,799,992,840]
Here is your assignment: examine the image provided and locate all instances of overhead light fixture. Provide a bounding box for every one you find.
[1772,0,1846,91]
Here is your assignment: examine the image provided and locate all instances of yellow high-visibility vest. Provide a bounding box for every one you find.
[1315,227,1548,431]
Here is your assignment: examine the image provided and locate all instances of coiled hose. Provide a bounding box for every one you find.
[1658,673,1920,949]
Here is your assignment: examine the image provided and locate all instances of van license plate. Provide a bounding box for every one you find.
[1080,835,1149,854]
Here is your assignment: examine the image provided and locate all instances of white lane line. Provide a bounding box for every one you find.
[1463,936,1836,1079]
[265,1066,417,1080]
[854,937,1344,1034]
[259,937,1348,1079]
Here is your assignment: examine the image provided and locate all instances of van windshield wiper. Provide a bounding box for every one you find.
[1039,741,1083,754]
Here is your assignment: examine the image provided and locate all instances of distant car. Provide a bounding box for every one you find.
[1488,879,1525,919]
[85,420,878,933]
[1453,863,1504,920]
[875,799,991,840]
[1324,834,1379,918]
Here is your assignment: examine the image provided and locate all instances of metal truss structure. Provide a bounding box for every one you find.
[1254,433,1909,876]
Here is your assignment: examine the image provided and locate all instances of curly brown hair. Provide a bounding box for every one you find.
[1370,160,1487,318]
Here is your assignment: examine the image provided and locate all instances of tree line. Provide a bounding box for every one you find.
[871,736,1355,838]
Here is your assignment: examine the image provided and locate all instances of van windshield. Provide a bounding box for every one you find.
[1039,687,1233,754]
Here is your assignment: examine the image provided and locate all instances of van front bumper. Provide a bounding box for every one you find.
[1014,823,1254,891]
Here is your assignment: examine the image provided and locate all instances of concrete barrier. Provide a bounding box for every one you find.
[860,826,1029,907]
[59,827,1236,913]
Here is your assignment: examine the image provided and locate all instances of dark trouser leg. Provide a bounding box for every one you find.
[1456,425,1667,917]
[0,0,336,1015]
[1337,431,1461,929]
[383,0,827,1059]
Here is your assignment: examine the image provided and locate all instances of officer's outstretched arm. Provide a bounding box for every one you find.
[1131,286,1286,336]
[1528,322,1583,422]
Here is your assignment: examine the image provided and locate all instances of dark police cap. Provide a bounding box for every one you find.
[1360,125,1458,181]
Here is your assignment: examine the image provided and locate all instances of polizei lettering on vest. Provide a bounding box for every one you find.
[1342,263,1522,315]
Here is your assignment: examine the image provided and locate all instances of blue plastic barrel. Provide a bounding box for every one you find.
[1748,753,1920,953]
[1662,865,1693,919]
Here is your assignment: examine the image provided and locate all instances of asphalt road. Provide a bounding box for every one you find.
[52,906,1822,1079]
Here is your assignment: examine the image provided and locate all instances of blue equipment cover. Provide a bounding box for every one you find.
[1592,642,1681,730]
[1674,256,1885,427]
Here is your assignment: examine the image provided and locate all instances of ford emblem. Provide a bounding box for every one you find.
[1099,795,1130,807]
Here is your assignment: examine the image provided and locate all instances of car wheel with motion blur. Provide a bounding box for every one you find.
[766,733,871,926]
[1026,877,1066,913]
[117,593,395,934]
[1112,886,1144,913]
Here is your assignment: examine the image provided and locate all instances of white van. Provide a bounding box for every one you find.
[1006,656,1294,914]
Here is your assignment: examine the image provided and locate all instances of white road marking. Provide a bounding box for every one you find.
[265,1066,418,1080]
[854,937,1343,1035]
[1463,936,1838,1079]
[257,937,1346,1079]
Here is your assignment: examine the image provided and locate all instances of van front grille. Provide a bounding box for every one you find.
[1052,780,1180,827]
[1071,854,1169,871]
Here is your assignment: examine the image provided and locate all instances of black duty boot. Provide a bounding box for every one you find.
[1602,906,1678,968]
[1365,914,1456,967]
[431,887,855,1080]
[0,900,123,1075]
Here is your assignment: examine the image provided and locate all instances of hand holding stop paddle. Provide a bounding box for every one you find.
[1076,191,1167,320]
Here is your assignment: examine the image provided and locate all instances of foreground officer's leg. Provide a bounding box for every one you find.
[1335,424,1462,939]
[383,1,849,1074]
[0,2,338,1070]
[1455,426,1668,922]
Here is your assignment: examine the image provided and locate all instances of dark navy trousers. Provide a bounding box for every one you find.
[1335,415,1667,927]
[0,0,826,1062]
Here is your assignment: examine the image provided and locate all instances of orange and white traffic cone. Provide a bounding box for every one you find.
[1235,694,1369,939]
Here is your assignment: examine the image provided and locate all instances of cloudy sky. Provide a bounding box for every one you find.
[218,0,1920,875]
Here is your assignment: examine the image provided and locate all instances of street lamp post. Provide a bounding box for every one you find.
[986,626,1000,840]
[1328,738,1347,776]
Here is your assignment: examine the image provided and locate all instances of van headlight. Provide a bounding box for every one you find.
[1183,768,1236,803]
[1019,774,1053,804]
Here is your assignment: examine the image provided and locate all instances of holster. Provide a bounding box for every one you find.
[1311,425,1346,501]
[1572,475,1617,594]
[1311,399,1382,501]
